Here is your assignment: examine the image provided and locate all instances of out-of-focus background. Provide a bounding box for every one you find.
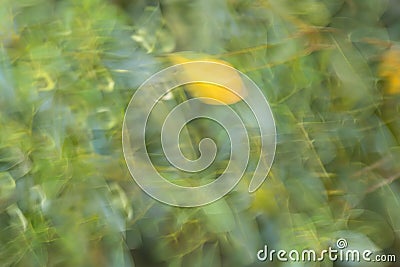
[1,0,400,266]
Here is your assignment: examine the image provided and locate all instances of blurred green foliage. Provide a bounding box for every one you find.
[1,0,400,266]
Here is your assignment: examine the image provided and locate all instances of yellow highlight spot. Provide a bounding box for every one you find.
[168,54,246,105]
[379,48,400,95]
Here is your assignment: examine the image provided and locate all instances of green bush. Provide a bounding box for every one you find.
[0,0,399,266]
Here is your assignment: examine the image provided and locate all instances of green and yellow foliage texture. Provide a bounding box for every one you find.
[1,0,400,266]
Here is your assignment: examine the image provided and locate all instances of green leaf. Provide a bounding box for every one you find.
[202,200,235,233]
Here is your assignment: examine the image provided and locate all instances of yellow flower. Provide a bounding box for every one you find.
[379,48,400,95]
[168,53,246,105]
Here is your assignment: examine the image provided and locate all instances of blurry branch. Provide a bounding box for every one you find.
[298,122,330,180]
[360,38,393,50]
[350,154,400,193]
[351,157,391,178]
[220,44,270,57]
[130,202,154,225]
[367,172,400,193]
